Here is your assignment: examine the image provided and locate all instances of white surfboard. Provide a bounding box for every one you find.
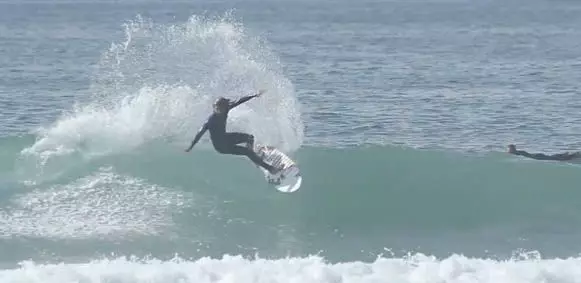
[254,144,302,193]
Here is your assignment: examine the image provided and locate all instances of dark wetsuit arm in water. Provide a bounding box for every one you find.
[186,121,208,151]
[513,150,579,161]
[513,150,535,159]
[228,94,258,110]
[513,150,553,160]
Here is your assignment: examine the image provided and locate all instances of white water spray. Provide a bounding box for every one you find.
[22,13,304,167]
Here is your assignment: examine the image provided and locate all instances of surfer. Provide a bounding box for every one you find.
[507,144,581,161]
[185,89,281,175]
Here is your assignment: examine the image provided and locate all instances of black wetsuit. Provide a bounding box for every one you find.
[189,94,276,172]
[511,150,580,161]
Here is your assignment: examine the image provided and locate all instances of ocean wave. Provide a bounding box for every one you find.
[2,252,580,283]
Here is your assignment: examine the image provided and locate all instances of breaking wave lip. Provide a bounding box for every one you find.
[2,252,581,283]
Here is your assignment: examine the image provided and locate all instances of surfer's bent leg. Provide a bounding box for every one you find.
[224,132,254,149]
[216,143,277,174]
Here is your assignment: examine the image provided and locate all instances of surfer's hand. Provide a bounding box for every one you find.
[256,89,267,97]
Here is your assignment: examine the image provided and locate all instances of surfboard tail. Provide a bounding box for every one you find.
[253,144,302,193]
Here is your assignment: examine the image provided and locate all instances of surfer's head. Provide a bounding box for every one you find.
[508,144,516,153]
[213,97,230,113]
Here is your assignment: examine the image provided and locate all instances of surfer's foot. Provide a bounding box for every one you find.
[268,166,282,175]
[246,135,255,150]
[268,176,281,185]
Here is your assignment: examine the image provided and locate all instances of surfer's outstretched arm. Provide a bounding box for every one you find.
[229,90,266,109]
[185,122,208,152]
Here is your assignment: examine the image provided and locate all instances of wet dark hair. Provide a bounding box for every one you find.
[214,97,230,111]
[215,97,229,105]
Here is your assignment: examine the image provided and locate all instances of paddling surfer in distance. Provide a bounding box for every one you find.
[507,144,581,161]
[185,89,281,175]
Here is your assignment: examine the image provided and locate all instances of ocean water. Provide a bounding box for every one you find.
[2,0,581,282]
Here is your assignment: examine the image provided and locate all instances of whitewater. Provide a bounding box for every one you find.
[3,0,581,282]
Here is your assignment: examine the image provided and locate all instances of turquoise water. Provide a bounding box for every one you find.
[2,0,581,282]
